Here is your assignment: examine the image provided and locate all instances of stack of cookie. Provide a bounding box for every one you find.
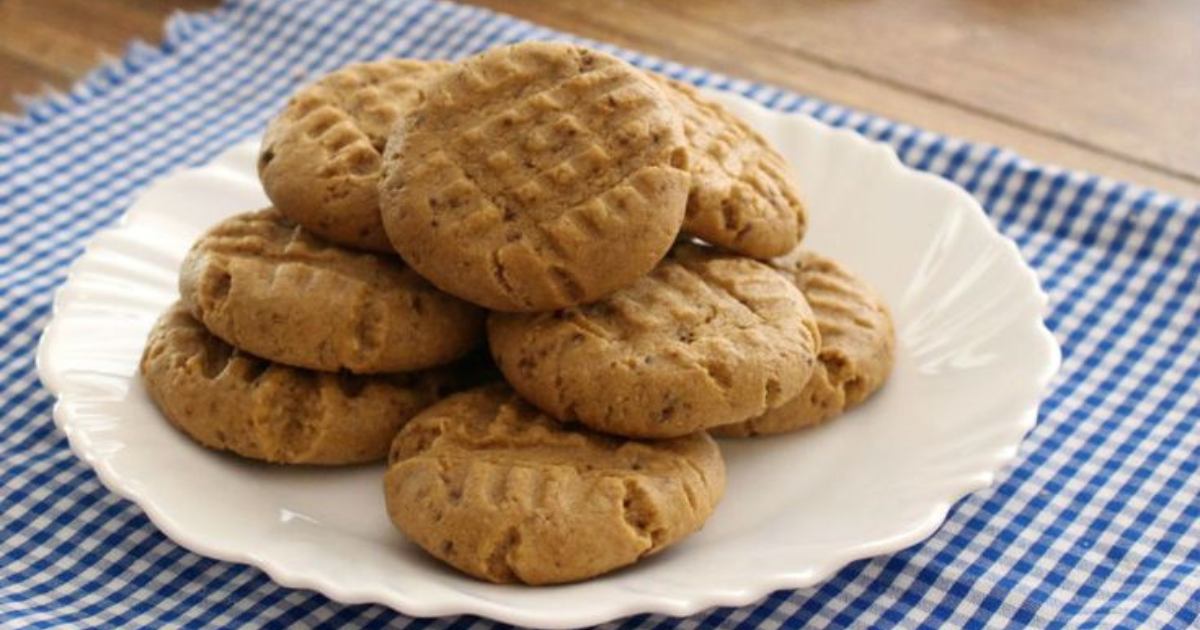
[140,42,894,586]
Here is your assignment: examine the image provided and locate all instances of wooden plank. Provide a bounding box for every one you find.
[0,52,73,113]
[0,0,1195,199]
[0,2,121,77]
[465,0,1200,199]
[0,0,218,76]
[108,0,221,20]
[667,0,1200,183]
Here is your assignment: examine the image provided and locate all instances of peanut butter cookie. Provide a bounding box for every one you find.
[653,75,806,259]
[714,251,894,437]
[383,384,725,584]
[379,42,690,311]
[140,303,458,465]
[259,59,449,251]
[179,208,484,374]
[488,244,820,438]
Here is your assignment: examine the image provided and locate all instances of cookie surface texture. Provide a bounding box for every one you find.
[488,245,820,438]
[655,76,806,259]
[260,59,449,251]
[383,384,725,585]
[713,251,894,437]
[140,303,457,465]
[179,208,484,374]
[379,42,690,311]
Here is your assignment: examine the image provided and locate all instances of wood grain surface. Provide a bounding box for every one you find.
[1,0,1195,198]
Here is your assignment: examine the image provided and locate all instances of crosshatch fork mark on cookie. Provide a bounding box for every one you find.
[141,304,460,464]
[381,42,688,311]
[383,385,725,584]
[441,69,673,218]
[559,257,780,344]
[409,68,680,252]
[270,60,450,164]
[182,209,484,374]
[488,247,820,438]
[260,59,450,251]
[197,211,407,288]
[652,76,806,258]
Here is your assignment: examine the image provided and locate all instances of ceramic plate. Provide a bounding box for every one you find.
[37,90,1059,628]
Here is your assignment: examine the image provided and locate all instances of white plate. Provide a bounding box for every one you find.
[37,90,1059,628]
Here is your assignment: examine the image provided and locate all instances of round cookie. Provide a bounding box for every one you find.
[652,75,806,259]
[179,208,484,374]
[487,244,821,438]
[259,59,450,252]
[713,251,894,437]
[383,384,725,585]
[140,303,459,465]
[379,42,690,312]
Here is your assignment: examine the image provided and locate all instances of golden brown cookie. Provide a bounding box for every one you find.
[140,303,459,465]
[179,208,484,374]
[487,244,820,438]
[379,42,690,311]
[713,251,894,437]
[259,59,450,252]
[383,384,725,585]
[652,75,806,259]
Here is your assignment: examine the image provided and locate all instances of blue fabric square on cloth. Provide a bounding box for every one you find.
[1,1,1197,627]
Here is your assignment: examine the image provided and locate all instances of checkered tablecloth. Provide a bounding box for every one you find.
[2,1,1197,627]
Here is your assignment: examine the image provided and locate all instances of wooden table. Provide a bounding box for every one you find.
[2,0,1196,199]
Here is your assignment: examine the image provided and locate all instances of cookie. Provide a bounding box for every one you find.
[713,251,894,437]
[383,384,725,585]
[487,244,820,438]
[140,303,459,465]
[652,75,806,259]
[259,59,450,252]
[379,42,690,311]
[179,208,484,374]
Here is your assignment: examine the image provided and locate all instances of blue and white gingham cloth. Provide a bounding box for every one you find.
[2,1,1197,627]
